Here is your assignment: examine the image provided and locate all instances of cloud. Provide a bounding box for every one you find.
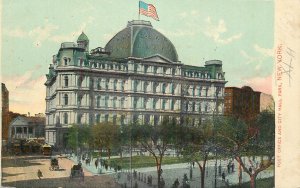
[4,28,27,38]
[254,44,274,57]
[3,17,95,46]
[203,17,242,44]
[2,69,46,114]
[158,28,196,37]
[242,75,272,94]
[29,23,59,47]
[240,50,264,65]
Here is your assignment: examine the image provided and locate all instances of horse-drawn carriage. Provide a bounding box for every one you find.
[69,163,84,181]
[49,157,59,171]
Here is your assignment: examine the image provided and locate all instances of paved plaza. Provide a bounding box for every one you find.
[1,154,118,188]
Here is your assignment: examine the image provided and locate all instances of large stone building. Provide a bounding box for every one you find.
[45,20,227,147]
[2,83,9,142]
[224,86,261,121]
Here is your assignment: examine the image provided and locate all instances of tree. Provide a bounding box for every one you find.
[128,117,180,187]
[92,122,120,159]
[67,124,91,152]
[215,111,275,188]
[179,121,214,188]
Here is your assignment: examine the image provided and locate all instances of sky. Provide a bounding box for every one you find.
[1,0,274,115]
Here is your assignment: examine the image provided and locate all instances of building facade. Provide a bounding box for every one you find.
[45,20,227,147]
[2,83,9,142]
[224,86,261,121]
[8,116,45,141]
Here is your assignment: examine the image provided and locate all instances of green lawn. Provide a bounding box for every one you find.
[108,156,190,169]
[221,177,274,188]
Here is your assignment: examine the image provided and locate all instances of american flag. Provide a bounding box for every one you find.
[139,1,159,21]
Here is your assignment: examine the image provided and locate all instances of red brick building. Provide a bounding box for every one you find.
[2,83,9,141]
[224,86,261,121]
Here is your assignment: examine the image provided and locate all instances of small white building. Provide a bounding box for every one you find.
[8,116,45,141]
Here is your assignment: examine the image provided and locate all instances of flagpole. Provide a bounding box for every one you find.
[138,1,140,20]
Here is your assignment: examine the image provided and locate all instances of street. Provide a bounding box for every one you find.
[1,154,119,188]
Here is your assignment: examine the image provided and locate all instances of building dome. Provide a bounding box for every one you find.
[77,32,89,42]
[105,20,178,62]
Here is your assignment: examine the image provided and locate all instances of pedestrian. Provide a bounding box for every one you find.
[231,162,235,172]
[192,161,195,168]
[173,178,180,188]
[227,163,230,173]
[105,163,108,171]
[160,177,165,188]
[159,168,163,176]
[95,158,98,169]
[37,169,43,180]
[222,172,225,181]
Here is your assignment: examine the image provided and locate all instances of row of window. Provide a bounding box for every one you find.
[61,112,206,127]
[62,57,179,76]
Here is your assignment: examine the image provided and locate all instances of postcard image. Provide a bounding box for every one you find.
[1,0,299,187]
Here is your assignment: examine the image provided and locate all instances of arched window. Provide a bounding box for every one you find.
[144,98,148,109]
[64,58,68,65]
[153,82,158,94]
[105,78,109,90]
[114,79,118,91]
[96,114,100,123]
[78,76,83,87]
[134,64,139,73]
[64,94,68,105]
[97,96,101,107]
[153,98,158,109]
[154,115,159,125]
[134,80,139,92]
[121,80,125,91]
[63,113,68,124]
[105,95,109,108]
[113,115,117,125]
[171,83,175,95]
[162,99,166,110]
[198,87,202,96]
[144,114,150,125]
[121,115,125,125]
[171,99,175,110]
[113,97,117,108]
[162,83,167,94]
[105,114,109,123]
[64,76,68,87]
[97,79,101,90]
[121,97,125,108]
[144,81,149,93]
[192,102,195,111]
[77,114,82,124]
[144,65,148,73]
[77,95,83,106]
[133,97,138,109]
[185,102,189,112]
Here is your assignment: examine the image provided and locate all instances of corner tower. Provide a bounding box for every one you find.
[77,32,89,52]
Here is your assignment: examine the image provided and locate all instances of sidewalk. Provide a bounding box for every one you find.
[67,154,115,175]
[66,154,274,187]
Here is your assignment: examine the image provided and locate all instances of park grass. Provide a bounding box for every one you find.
[221,177,274,188]
[108,155,190,169]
